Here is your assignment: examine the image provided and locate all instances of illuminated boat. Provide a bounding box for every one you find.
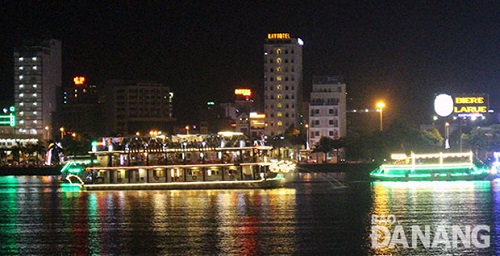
[61,132,295,190]
[370,151,492,181]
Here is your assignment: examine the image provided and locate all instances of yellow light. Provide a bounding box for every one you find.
[267,33,291,39]
[73,76,86,85]
[234,89,252,97]
[376,102,385,109]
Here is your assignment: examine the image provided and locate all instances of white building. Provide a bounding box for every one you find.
[14,39,62,141]
[308,76,347,146]
[263,33,303,137]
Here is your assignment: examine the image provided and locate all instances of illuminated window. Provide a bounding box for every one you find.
[19,66,24,70]
[19,75,24,80]
[277,94,282,99]
[276,76,282,81]
[32,57,37,61]
[19,57,24,61]
[32,93,37,97]
[33,102,37,106]
[277,85,282,90]
[20,111,24,116]
[19,84,24,88]
[277,121,283,126]
[19,120,24,124]
[33,120,37,124]
[276,49,282,54]
[33,84,37,88]
[19,93,24,98]
[277,103,282,108]
[277,112,283,117]
[20,102,24,106]
[276,67,282,72]
[33,111,37,115]
[33,66,37,70]
[276,58,282,64]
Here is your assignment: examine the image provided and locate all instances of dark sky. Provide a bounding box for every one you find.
[1,1,498,125]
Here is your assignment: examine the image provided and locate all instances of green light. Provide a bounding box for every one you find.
[371,163,490,180]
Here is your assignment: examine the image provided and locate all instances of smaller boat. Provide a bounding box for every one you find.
[370,151,492,181]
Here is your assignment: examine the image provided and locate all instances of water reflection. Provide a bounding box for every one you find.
[2,175,500,254]
[370,181,496,255]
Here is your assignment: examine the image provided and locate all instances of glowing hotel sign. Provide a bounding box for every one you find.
[434,94,488,117]
[267,33,290,39]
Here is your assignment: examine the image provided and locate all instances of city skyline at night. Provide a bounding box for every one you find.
[1,2,498,126]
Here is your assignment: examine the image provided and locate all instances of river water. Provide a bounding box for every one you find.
[0,173,498,255]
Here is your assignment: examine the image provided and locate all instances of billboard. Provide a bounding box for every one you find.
[434,94,489,117]
[0,106,15,127]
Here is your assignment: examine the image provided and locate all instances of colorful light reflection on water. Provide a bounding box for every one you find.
[1,175,500,254]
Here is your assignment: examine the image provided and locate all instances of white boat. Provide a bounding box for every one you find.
[370,151,492,181]
[61,132,295,190]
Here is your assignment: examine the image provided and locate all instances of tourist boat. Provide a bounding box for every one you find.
[370,151,492,181]
[61,132,295,190]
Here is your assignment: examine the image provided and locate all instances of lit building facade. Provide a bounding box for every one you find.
[101,80,175,135]
[308,76,347,146]
[263,33,303,136]
[13,39,61,140]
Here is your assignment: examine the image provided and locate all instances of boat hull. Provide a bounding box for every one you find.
[81,178,285,191]
[371,173,492,182]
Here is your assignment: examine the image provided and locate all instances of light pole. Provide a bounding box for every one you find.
[44,126,50,141]
[185,125,190,135]
[376,102,385,131]
[305,123,310,150]
[60,127,65,139]
[445,122,450,150]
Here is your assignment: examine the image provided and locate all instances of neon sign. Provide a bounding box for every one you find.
[73,76,86,85]
[267,33,290,39]
[434,94,488,117]
[234,89,252,97]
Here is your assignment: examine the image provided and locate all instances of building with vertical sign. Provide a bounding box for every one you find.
[13,39,61,141]
[263,33,303,136]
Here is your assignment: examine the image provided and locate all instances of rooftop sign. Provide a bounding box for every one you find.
[234,89,252,97]
[268,33,290,39]
[434,94,488,117]
[73,76,86,85]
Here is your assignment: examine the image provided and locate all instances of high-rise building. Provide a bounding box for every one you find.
[101,80,175,136]
[308,76,347,146]
[13,39,62,141]
[62,76,100,138]
[263,33,303,136]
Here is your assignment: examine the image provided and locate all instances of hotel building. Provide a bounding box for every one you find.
[308,76,347,146]
[263,33,303,136]
[13,39,61,140]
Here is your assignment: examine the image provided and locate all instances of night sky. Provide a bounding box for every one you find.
[1,1,498,125]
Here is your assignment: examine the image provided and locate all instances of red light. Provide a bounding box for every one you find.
[73,76,86,85]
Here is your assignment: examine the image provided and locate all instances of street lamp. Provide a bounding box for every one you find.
[445,122,450,150]
[44,126,50,141]
[185,125,190,135]
[376,102,385,131]
[305,123,310,150]
[60,127,65,139]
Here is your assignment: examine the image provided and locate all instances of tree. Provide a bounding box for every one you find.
[313,137,336,163]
